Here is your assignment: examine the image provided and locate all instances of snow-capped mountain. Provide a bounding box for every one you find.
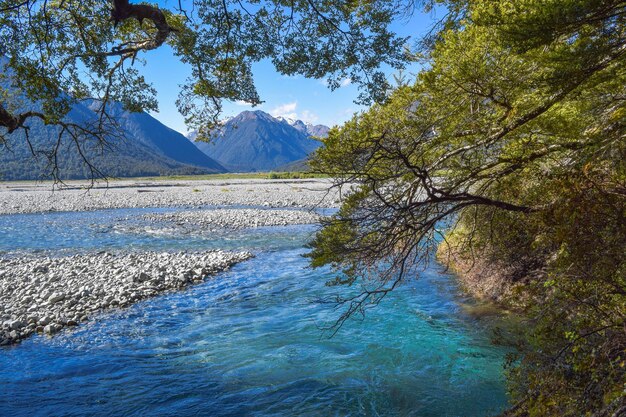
[189,110,329,172]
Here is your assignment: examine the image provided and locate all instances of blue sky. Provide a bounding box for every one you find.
[142,5,443,134]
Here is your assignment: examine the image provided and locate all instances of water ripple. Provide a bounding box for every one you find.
[0,208,508,416]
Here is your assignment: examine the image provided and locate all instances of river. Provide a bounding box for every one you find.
[0,207,508,416]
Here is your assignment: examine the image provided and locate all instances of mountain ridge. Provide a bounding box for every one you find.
[0,96,226,180]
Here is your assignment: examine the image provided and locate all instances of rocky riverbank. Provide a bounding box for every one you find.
[437,241,533,309]
[143,208,320,229]
[0,250,253,345]
[0,178,342,215]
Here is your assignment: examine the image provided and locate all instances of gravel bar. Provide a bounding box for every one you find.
[0,250,253,345]
[0,178,342,215]
[143,208,320,229]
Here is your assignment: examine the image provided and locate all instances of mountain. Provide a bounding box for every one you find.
[191,110,328,172]
[87,100,225,173]
[0,96,225,181]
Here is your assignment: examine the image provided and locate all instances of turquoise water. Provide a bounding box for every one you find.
[0,208,508,416]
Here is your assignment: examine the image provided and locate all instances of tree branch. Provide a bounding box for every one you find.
[0,103,40,135]
[108,0,177,56]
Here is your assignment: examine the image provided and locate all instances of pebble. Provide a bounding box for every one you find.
[143,208,320,230]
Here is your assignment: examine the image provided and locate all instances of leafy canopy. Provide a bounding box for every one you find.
[310,0,624,310]
[0,0,413,143]
[309,0,625,415]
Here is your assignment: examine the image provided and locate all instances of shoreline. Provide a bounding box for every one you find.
[437,242,529,311]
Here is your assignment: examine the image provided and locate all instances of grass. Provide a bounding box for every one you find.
[131,171,329,181]
[0,171,329,185]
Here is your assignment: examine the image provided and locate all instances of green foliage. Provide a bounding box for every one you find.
[309,0,626,415]
[266,171,325,179]
[521,197,625,416]
[112,171,328,182]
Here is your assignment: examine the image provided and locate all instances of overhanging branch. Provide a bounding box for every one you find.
[0,104,41,135]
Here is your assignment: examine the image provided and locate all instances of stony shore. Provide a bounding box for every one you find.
[0,178,341,215]
[143,208,320,229]
[0,250,253,345]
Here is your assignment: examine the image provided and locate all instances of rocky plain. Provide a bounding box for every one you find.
[0,178,342,346]
[0,178,340,214]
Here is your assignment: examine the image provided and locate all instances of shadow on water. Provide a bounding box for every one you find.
[0,207,509,416]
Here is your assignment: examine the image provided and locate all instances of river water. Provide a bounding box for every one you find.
[0,208,508,416]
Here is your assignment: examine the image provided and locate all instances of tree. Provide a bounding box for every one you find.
[0,0,412,178]
[308,0,625,415]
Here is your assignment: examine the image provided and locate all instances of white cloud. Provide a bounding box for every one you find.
[299,110,319,124]
[271,101,297,115]
[270,101,319,124]
[318,78,351,88]
[234,100,254,106]
[270,101,298,119]
[340,78,352,87]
